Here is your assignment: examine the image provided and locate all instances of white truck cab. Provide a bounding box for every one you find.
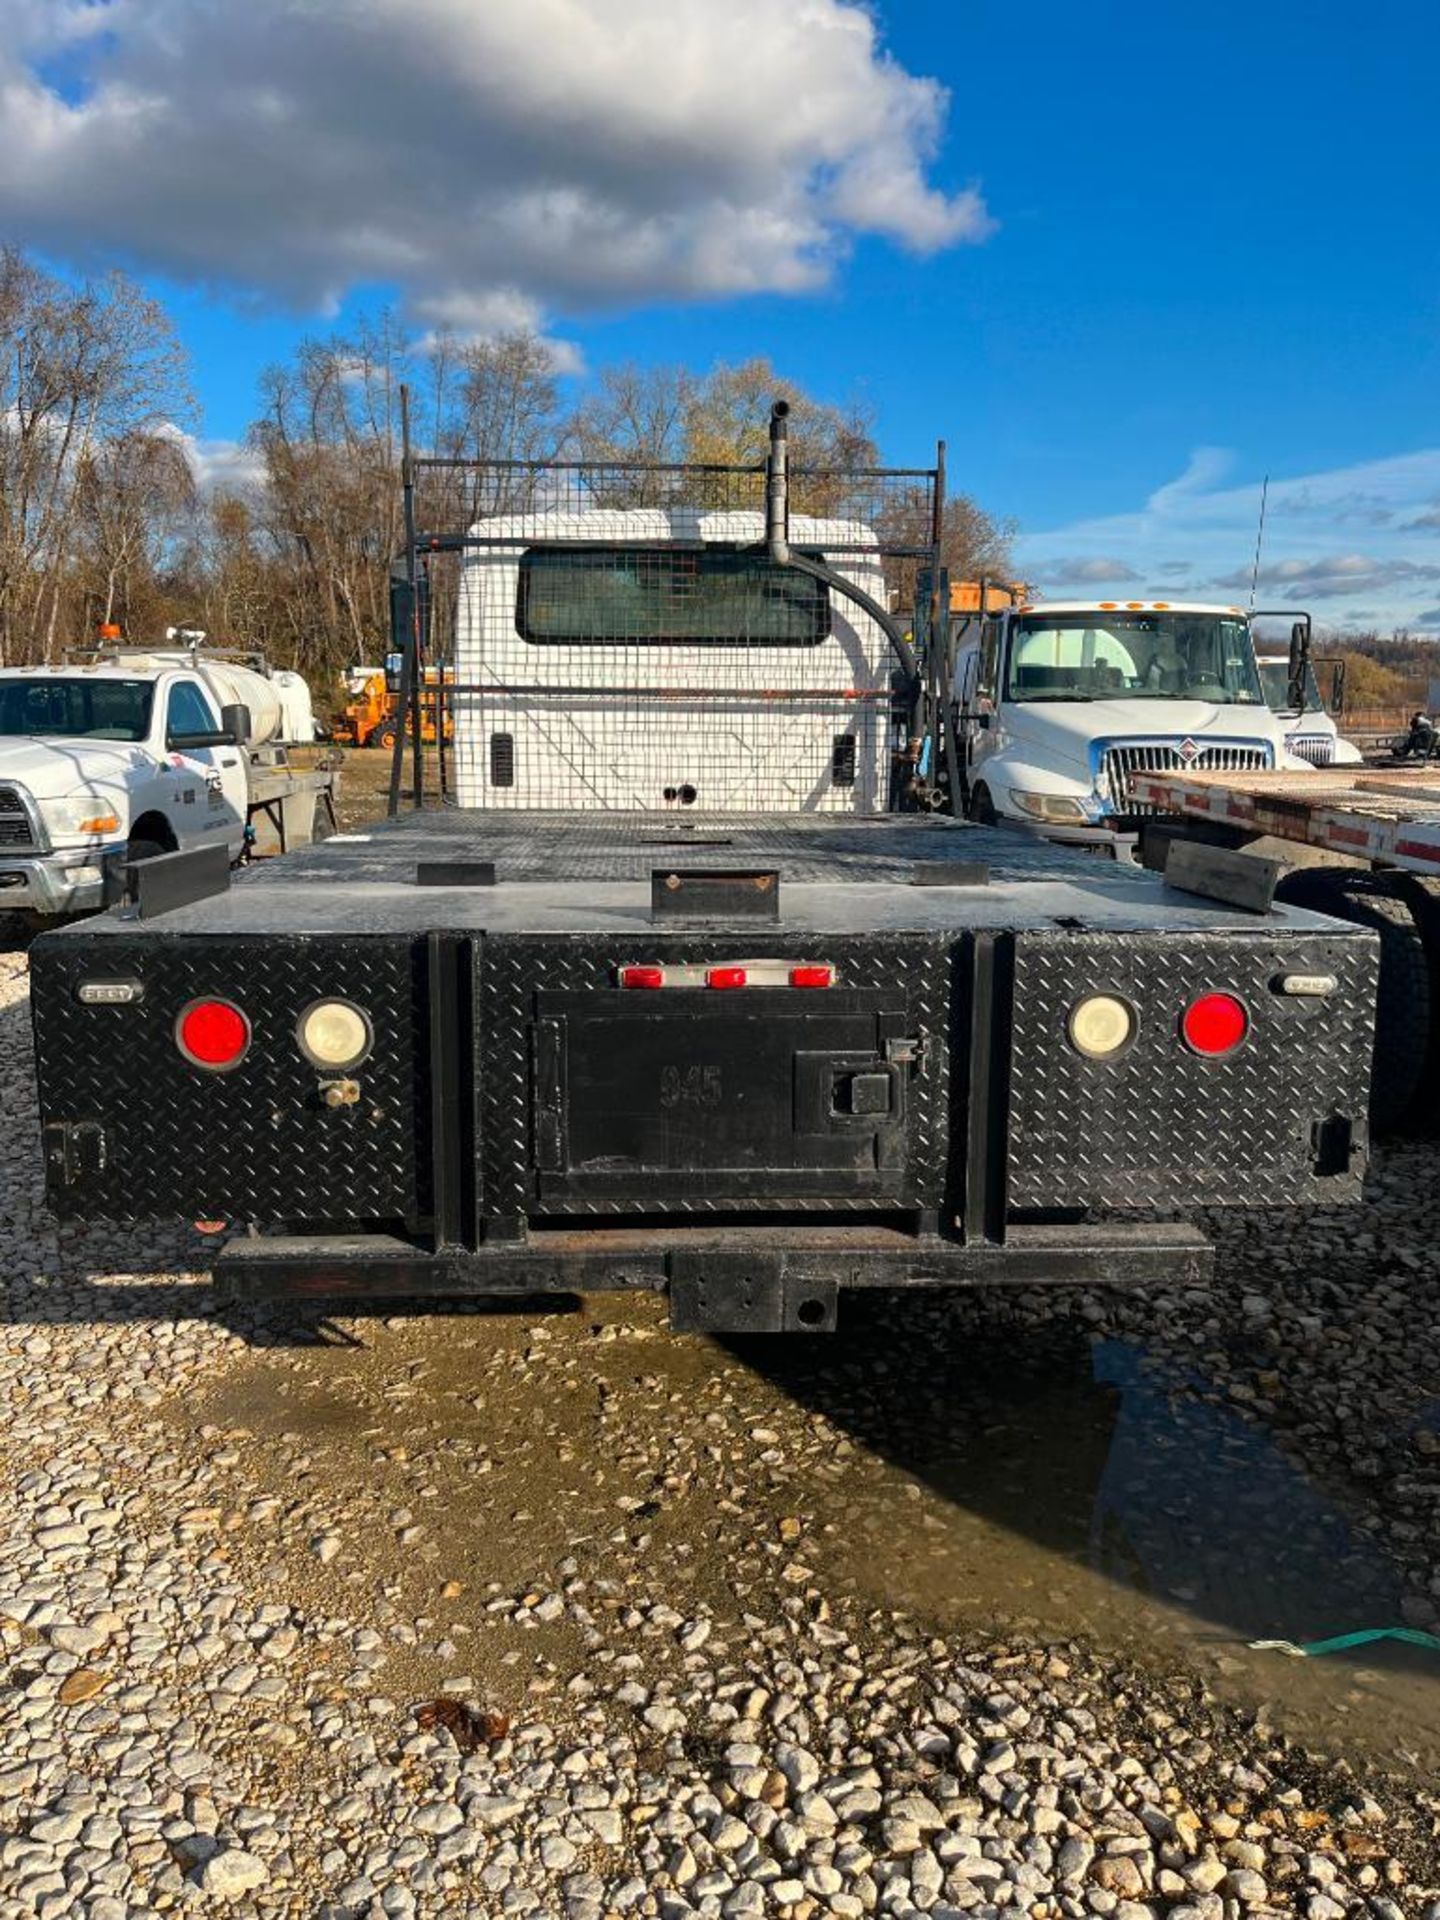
[1256,654,1363,766]
[452,509,893,812]
[952,595,1306,860]
[0,666,251,915]
[0,647,329,918]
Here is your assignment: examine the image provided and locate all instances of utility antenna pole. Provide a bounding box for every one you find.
[1248,475,1269,612]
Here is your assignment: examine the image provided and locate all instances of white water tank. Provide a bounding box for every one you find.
[123,648,318,746]
[171,660,315,745]
[192,662,288,746]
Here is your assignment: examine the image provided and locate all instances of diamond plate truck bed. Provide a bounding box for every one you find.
[28,811,1376,1329]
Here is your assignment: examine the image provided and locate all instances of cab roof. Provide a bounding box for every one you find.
[0,664,175,682]
[1016,600,1247,617]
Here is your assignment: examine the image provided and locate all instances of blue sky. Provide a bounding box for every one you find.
[3,0,1437,629]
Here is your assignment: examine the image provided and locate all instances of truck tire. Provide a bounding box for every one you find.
[968,782,998,826]
[121,836,170,908]
[375,722,399,752]
[1274,868,1432,1133]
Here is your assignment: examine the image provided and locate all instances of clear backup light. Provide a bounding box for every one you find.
[1067,993,1136,1060]
[175,999,251,1071]
[296,999,373,1070]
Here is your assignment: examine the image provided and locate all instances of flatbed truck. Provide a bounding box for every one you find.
[25,408,1379,1330]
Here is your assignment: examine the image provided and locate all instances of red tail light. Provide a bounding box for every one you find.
[706,966,748,990]
[175,998,251,1070]
[1181,992,1248,1056]
[789,965,834,988]
[619,965,665,989]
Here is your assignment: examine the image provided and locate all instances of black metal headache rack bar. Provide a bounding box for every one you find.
[385,393,947,815]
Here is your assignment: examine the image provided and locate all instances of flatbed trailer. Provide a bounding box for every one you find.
[1130,765,1440,872]
[23,407,1383,1329]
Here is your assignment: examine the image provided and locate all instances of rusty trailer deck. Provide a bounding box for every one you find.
[1129,766,1440,872]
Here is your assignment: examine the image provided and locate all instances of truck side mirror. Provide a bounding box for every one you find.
[220,703,252,747]
[1287,621,1310,714]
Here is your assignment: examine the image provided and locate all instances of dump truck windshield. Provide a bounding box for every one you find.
[517,545,831,646]
[0,678,154,741]
[1005,613,1262,705]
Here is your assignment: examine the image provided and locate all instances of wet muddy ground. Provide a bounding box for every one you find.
[182,1278,1440,1784]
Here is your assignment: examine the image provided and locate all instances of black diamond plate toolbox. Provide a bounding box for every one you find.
[31,934,430,1225]
[1007,927,1376,1210]
[477,933,956,1217]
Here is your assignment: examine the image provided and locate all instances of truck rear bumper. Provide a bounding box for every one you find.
[215,1219,1213,1331]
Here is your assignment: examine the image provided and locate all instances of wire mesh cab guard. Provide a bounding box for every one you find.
[384,399,950,818]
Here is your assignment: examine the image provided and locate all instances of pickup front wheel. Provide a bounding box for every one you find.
[121,836,170,906]
[967,782,998,826]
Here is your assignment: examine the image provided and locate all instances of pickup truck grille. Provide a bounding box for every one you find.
[1102,743,1270,815]
[1288,734,1335,767]
[0,786,34,848]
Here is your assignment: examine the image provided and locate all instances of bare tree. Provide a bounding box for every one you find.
[249,316,411,678]
[73,430,197,634]
[425,329,564,521]
[0,249,191,661]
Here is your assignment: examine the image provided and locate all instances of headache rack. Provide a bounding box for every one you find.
[383,396,951,817]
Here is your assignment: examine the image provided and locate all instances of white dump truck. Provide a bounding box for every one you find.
[951,591,1309,860]
[0,640,335,920]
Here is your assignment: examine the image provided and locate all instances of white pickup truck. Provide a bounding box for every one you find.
[0,648,334,920]
[952,595,1310,860]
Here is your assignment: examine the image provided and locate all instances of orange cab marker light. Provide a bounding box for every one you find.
[619,965,665,989]
[707,966,748,990]
[790,965,834,989]
[1098,601,1117,609]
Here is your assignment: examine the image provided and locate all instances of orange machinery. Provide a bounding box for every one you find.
[339,669,454,751]
[950,579,1028,614]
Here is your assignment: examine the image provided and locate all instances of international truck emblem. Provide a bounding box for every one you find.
[1178,737,1199,764]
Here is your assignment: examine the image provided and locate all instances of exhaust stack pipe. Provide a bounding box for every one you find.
[766,400,790,565]
[759,395,921,762]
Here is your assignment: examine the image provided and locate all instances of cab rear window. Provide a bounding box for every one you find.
[517,545,830,646]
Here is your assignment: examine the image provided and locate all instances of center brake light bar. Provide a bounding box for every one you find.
[618,962,836,990]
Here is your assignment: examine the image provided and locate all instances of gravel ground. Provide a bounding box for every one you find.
[1,938,1439,1920]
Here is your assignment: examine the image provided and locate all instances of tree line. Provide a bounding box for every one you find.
[0,248,1015,695]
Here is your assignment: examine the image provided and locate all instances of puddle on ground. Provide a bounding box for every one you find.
[186,1293,1440,1778]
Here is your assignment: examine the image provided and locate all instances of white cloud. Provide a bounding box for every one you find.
[1043,555,1140,584]
[1017,449,1440,632]
[156,423,264,495]
[410,290,586,373]
[0,0,989,332]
